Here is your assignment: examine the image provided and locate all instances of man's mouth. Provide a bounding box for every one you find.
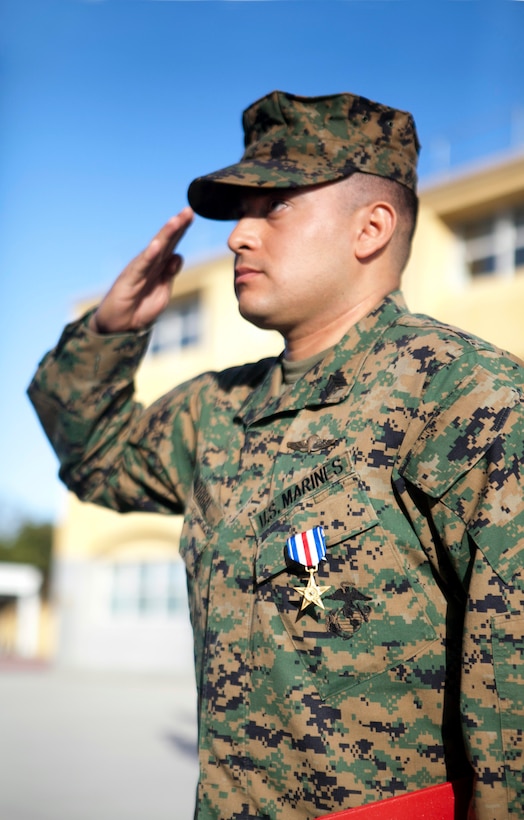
[234,265,263,285]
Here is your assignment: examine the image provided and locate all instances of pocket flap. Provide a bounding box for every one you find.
[252,471,379,584]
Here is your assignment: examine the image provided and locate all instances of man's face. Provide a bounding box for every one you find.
[227,179,360,344]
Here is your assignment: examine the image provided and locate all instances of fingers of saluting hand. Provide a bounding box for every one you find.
[142,207,195,268]
[91,208,195,334]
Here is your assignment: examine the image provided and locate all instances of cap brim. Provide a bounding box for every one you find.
[187,159,349,220]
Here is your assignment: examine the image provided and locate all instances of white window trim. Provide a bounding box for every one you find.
[459,206,524,281]
[149,292,202,356]
[108,560,187,622]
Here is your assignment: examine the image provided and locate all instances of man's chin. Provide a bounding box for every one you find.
[237,303,280,333]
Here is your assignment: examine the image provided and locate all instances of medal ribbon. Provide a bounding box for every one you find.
[286,526,326,568]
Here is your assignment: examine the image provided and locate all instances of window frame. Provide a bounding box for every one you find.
[458,205,524,280]
[149,291,202,356]
[110,559,187,620]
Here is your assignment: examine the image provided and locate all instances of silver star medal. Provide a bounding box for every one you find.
[286,526,331,613]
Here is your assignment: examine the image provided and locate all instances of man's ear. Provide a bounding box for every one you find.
[354,202,396,262]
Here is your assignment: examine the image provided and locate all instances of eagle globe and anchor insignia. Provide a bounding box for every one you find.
[326,583,372,639]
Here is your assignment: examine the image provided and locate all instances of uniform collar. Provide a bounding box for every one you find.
[237,291,410,427]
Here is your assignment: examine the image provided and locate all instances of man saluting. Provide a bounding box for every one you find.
[29,90,524,819]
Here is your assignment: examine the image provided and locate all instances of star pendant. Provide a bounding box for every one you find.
[295,567,331,613]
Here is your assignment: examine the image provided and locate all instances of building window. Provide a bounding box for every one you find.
[111,561,186,618]
[515,207,524,268]
[459,206,524,279]
[149,293,201,355]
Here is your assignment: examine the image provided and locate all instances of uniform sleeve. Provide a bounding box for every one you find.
[27,313,200,515]
[394,355,524,819]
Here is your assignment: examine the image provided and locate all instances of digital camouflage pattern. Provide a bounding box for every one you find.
[187,91,420,220]
[28,292,524,820]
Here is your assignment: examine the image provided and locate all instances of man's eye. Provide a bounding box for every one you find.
[267,199,287,214]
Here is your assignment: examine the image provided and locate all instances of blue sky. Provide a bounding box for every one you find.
[1,0,523,527]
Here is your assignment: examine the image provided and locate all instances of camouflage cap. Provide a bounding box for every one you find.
[187,90,420,220]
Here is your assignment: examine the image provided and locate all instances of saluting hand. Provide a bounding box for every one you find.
[90,207,194,334]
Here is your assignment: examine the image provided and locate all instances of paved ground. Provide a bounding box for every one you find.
[0,661,199,820]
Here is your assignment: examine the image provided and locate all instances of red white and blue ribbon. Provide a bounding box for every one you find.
[286,526,326,568]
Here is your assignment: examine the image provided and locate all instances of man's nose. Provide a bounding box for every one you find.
[227,217,261,253]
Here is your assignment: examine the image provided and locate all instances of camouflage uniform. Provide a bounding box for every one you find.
[28,291,524,820]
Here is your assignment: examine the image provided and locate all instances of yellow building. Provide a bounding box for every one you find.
[404,150,524,359]
[52,151,524,671]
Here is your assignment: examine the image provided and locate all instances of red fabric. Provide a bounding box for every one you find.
[301,529,313,567]
[316,779,471,819]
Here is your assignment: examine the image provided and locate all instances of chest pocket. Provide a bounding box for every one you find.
[250,464,438,700]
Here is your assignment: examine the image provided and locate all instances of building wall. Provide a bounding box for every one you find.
[0,563,50,660]
[0,599,54,660]
[403,152,524,359]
